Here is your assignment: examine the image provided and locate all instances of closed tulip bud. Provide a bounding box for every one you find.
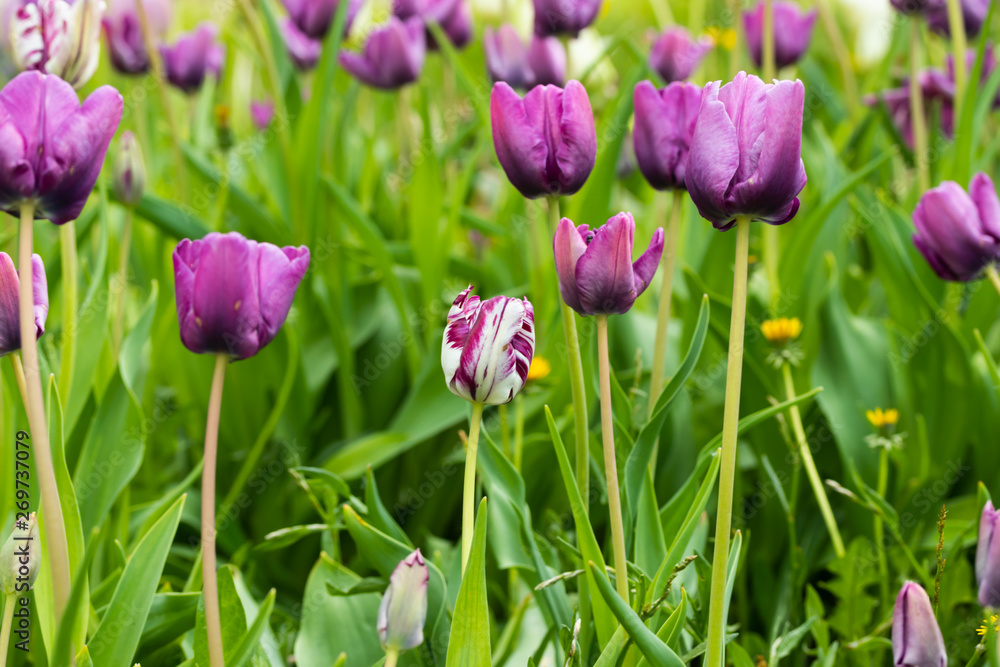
[892,582,947,667]
[251,100,275,130]
[339,17,425,90]
[743,2,816,70]
[113,131,145,208]
[1,513,40,595]
[160,22,225,94]
[172,232,310,360]
[442,286,534,405]
[527,35,565,86]
[687,72,807,230]
[282,0,360,40]
[927,0,989,37]
[0,253,47,356]
[912,173,1000,282]
[633,80,702,191]
[13,0,105,88]
[0,71,123,225]
[977,501,1000,606]
[490,80,596,198]
[280,17,321,70]
[554,212,663,315]
[377,550,429,652]
[532,0,601,37]
[102,0,170,74]
[484,24,533,88]
[647,27,712,83]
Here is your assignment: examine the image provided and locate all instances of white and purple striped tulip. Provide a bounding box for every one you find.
[442,286,534,406]
[13,0,104,89]
[377,549,429,652]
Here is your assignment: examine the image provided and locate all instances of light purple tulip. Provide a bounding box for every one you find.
[280,17,321,70]
[442,286,534,405]
[394,0,471,50]
[532,0,601,37]
[633,80,702,191]
[977,501,1000,607]
[160,22,225,94]
[0,253,47,356]
[484,24,533,88]
[251,99,275,130]
[281,0,359,39]
[172,232,310,360]
[339,17,426,90]
[927,0,990,37]
[554,212,663,316]
[892,582,947,667]
[686,71,807,230]
[648,27,712,83]
[490,80,596,199]
[102,0,171,74]
[112,130,144,207]
[912,173,1000,282]
[377,549,428,652]
[0,71,123,225]
[13,0,104,88]
[527,35,565,86]
[743,2,816,70]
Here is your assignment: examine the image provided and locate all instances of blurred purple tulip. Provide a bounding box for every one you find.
[394,0,471,49]
[377,550,429,652]
[281,17,321,70]
[102,0,170,74]
[532,0,601,37]
[251,99,275,130]
[927,0,990,37]
[484,24,533,88]
[490,80,596,198]
[866,70,955,148]
[687,72,807,230]
[339,17,426,90]
[554,212,663,316]
[633,80,703,191]
[892,582,947,667]
[890,0,945,14]
[648,27,712,83]
[160,22,225,93]
[912,173,1000,282]
[527,35,565,85]
[112,130,145,207]
[0,71,123,225]
[173,232,310,360]
[948,46,999,107]
[743,1,817,70]
[13,0,104,88]
[0,253,47,356]
[977,501,1000,606]
[442,286,534,405]
[281,0,359,40]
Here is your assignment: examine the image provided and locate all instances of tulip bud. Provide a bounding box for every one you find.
[977,501,1000,606]
[280,17,322,71]
[251,100,275,131]
[484,24,534,89]
[892,582,947,667]
[442,286,535,405]
[532,0,601,37]
[113,131,145,208]
[632,80,703,191]
[647,27,712,83]
[377,550,429,652]
[339,17,425,90]
[102,0,171,74]
[527,35,565,86]
[554,213,663,316]
[1,513,40,595]
[912,173,1000,282]
[12,0,105,89]
[160,22,226,94]
[743,2,816,70]
[0,253,48,356]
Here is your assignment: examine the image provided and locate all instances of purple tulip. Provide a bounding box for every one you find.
[0,71,123,225]
[160,22,225,94]
[633,80,703,191]
[532,0,601,37]
[280,17,321,70]
[394,0,471,50]
[377,550,429,652]
[490,80,597,199]
[339,17,426,90]
[890,0,945,14]
[927,0,990,37]
[686,71,807,230]
[866,70,955,148]
[553,212,663,316]
[112,131,145,208]
[912,173,1000,282]
[527,35,565,86]
[0,253,47,356]
[172,232,310,360]
[13,0,104,88]
[648,27,712,83]
[281,0,359,40]
[102,0,171,74]
[251,99,275,130]
[892,582,947,667]
[743,2,817,70]
[442,286,534,405]
[484,24,533,88]
[977,501,1000,607]
[948,46,1000,108]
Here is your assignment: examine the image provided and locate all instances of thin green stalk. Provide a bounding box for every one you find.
[945,0,968,120]
[987,266,1000,298]
[782,363,845,557]
[112,208,133,353]
[596,315,629,602]
[462,403,485,574]
[10,356,27,412]
[763,0,776,80]
[58,223,77,400]
[816,0,860,116]
[385,648,400,667]
[909,18,931,193]
[704,217,751,667]
[513,394,525,471]
[648,191,683,419]
[499,404,511,458]
[0,594,14,665]
[875,445,890,609]
[201,355,229,667]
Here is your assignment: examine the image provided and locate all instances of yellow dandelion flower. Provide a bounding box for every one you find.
[527,356,552,382]
[761,317,802,346]
[866,407,900,429]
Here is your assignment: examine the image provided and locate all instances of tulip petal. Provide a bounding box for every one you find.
[632,227,664,297]
[0,254,20,354]
[257,244,310,350]
[892,582,947,667]
[977,501,1000,606]
[377,549,429,651]
[31,254,48,339]
[553,217,588,312]
[491,82,548,198]
[555,80,597,195]
[442,285,479,398]
[969,171,1000,241]
[913,181,998,281]
[575,213,638,315]
[190,232,261,359]
[687,80,740,229]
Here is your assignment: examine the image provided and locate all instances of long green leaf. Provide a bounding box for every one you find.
[227,589,277,667]
[446,498,491,666]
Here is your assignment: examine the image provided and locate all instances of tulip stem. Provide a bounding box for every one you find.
[909,18,931,193]
[113,208,133,353]
[384,648,400,667]
[58,223,77,402]
[596,315,630,602]
[9,356,28,412]
[874,444,890,608]
[782,363,845,557]
[201,354,229,667]
[462,402,485,575]
[986,266,1000,299]
[945,0,968,120]
[0,593,14,665]
[762,0,776,81]
[704,216,751,667]
[649,191,682,422]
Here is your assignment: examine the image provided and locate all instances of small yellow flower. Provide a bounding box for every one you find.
[866,407,899,429]
[706,27,737,51]
[977,614,1000,636]
[761,317,802,346]
[527,356,551,382]
[214,104,231,128]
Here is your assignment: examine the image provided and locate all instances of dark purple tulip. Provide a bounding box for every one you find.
[648,27,712,83]
[282,0,360,40]
[173,232,310,360]
[436,0,471,49]
[553,212,663,316]
[927,0,990,37]
[484,24,534,88]
[744,2,817,70]
[866,70,955,148]
[0,71,123,225]
[102,0,171,74]
[532,0,601,37]
[633,80,702,191]
[912,173,1000,282]
[977,501,1000,606]
[394,0,471,49]
[0,253,47,356]
[527,35,565,86]
[281,17,321,70]
[490,80,597,199]
[890,0,945,14]
[160,22,225,94]
[892,582,947,667]
[251,99,275,130]
[686,71,807,230]
[339,17,426,90]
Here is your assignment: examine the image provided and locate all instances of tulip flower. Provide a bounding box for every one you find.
[160,22,225,94]
[632,80,702,192]
[484,24,534,88]
[866,70,955,149]
[251,99,275,130]
[743,2,817,70]
[490,80,597,199]
[282,0,359,39]
[686,71,807,230]
[102,0,170,74]
[0,71,123,225]
[377,549,429,658]
[394,0,471,49]
[0,254,47,357]
[890,0,945,14]
[532,0,601,37]
[527,35,565,85]
[912,173,1000,282]
[892,582,947,667]
[281,17,321,70]
[0,513,40,595]
[926,0,989,37]
[12,0,104,88]
[112,131,145,208]
[978,501,1000,607]
[340,17,425,90]
[648,27,712,83]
